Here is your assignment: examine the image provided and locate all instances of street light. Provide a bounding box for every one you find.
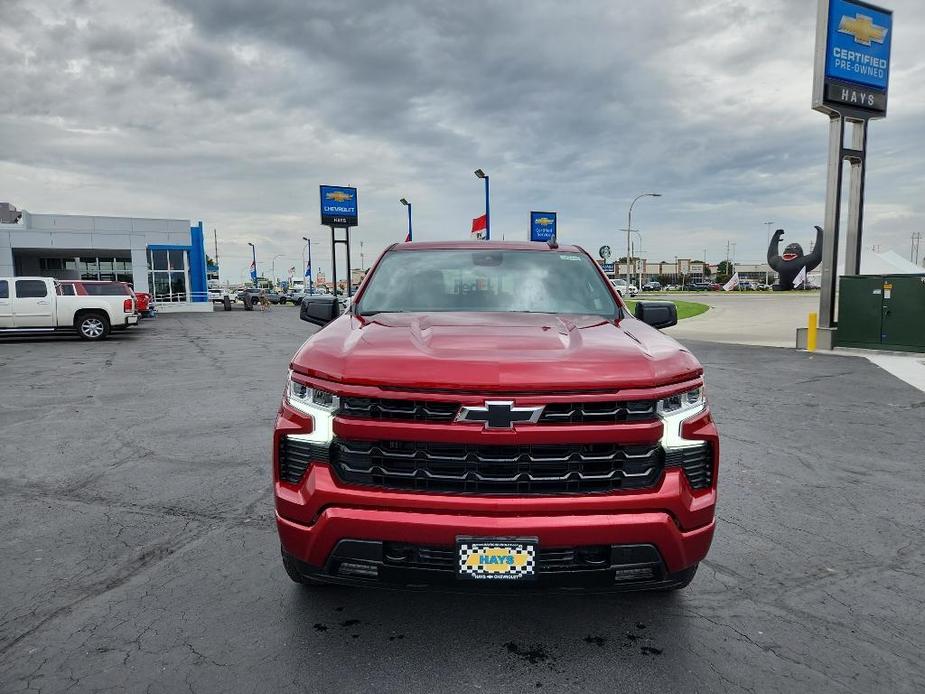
[247,242,257,287]
[474,169,490,240]
[400,198,412,242]
[302,236,314,295]
[626,193,661,286]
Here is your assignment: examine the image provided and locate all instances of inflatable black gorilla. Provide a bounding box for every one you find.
[767,226,824,291]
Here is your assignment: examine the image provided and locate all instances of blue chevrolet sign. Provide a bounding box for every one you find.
[320,185,358,227]
[825,0,892,90]
[529,211,556,242]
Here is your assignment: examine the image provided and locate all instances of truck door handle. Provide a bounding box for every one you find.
[37,300,50,305]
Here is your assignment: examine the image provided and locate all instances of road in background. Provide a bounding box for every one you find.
[1,312,924,693]
[661,292,818,347]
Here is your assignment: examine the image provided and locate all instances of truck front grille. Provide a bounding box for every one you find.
[337,397,657,424]
[330,440,663,494]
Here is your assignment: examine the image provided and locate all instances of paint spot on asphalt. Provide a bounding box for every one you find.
[340,619,360,627]
[635,622,647,630]
[625,632,638,642]
[388,634,405,641]
[641,646,663,656]
[583,635,606,647]
[313,623,328,632]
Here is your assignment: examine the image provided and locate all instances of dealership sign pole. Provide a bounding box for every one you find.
[529,212,557,243]
[320,185,358,298]
[812,0,892,340]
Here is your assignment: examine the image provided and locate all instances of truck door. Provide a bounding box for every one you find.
[12,279,55,328]
[0,280,12,328]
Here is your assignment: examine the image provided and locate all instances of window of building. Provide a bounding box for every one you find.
[147,249,188,302]
[15,279,48,298]
[77,256,133,285]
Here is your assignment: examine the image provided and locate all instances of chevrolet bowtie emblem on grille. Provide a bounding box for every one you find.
[456,401,545,429]
[838,13,888,46]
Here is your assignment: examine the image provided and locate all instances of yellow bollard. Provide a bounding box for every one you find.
[807,312,818,352]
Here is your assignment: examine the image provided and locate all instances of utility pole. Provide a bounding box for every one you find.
[360,240,365,270]
[911,232,922,265]
[764,221,773,285]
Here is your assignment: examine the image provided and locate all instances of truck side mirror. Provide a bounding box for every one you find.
[300,295,341,326]
[633,301,677,330]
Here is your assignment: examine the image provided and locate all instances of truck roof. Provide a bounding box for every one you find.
[387,240,585,253]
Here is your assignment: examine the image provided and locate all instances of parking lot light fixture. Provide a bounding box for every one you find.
[400,198,412,242]
[474,169,490,240]
[627,193,661,286]
[302,236,313,295]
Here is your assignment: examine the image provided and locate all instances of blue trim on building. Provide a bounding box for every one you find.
[145,220,208,302]
[188,222,207,302]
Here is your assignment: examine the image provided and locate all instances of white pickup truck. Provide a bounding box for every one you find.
[0,277,138,341]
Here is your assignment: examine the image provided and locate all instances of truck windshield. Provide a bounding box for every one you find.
[357,249,618,318]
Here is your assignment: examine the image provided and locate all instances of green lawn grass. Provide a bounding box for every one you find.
[625,299,709,321]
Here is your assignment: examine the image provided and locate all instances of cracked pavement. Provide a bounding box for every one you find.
[1,309,924,693]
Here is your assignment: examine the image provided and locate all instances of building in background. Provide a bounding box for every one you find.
[0,209,208,309]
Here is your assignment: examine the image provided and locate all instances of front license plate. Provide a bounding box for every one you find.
[457,537,537,581]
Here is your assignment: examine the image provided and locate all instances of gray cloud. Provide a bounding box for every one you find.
[2,0,923,279]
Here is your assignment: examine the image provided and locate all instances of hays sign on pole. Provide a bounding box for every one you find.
[813,0,893,116]
[319,185,358,228]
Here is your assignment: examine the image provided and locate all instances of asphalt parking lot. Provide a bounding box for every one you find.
[1,309,924,693]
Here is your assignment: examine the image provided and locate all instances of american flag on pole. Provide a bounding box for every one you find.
[249,260,257,282]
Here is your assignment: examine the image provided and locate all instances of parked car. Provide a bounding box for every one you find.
[609,279,638,297]
[1,277,138,340]
[642,281,662,291]
[237,288,281,304]
[685,282,712,291]
[277,241,719,592]
[134,291,155,317]
[279,289,305,305]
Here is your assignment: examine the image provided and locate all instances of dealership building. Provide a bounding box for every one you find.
[0,208,209,307]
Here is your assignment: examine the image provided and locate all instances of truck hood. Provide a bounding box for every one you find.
[290,312,701,392]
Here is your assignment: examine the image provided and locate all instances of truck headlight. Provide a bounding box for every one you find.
[657,386,703,416]
[658,385,706,450]
[286,373,338,443]
[288,379,338,413]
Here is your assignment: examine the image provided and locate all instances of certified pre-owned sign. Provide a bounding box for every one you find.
[320,185,358,227]
[529,211,556,243]
[814,0,893,116]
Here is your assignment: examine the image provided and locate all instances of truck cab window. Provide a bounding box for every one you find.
[15,279,48,298]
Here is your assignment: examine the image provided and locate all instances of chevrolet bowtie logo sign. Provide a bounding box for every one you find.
[534,217,554,226]
[326,191,354,202]
[838,13,888,46]
[456,401,544,429]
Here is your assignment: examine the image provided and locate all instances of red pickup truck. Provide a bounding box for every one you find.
[274,241,718,591]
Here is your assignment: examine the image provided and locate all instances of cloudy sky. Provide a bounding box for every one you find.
[3,0,924,281]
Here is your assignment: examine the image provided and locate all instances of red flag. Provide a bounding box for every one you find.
[471,214,487,240]
[404,231,412,243]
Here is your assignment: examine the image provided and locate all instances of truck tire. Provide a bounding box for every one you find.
[223,296,232,311]
[76,312,110,341]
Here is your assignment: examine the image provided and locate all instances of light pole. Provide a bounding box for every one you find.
[627,193,661,286]
[400,198,412,242]
[302,236,313,295]
[247,242,257,287]
[764,221,774,285]
[270,254,283,287]
[474,169,490,240]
